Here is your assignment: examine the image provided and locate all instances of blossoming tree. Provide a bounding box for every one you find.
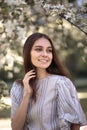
[0,0,87,94]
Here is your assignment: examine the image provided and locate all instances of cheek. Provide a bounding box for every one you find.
[50,54,53,61]
[30,52,38,65]
[50,54,53,64]
[31,55,36,63]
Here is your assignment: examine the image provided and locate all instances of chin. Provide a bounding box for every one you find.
[39,65,50,69]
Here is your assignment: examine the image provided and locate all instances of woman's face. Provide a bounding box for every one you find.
[30,38,53,70]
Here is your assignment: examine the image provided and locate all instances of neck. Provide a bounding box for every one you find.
[36,68,50,80]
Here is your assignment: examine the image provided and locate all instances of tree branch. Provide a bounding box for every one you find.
[61,15,87,35]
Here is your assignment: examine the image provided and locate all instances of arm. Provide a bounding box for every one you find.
[11,70,36,130]
[56,77,86,130]
[71,124,80,130]
[11,94,30,130]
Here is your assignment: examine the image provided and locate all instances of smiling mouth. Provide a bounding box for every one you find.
[38,59,49,63]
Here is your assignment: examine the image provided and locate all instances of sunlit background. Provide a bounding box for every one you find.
[0,0,87,130]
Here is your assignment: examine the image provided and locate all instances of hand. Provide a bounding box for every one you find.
[23,70,36,98]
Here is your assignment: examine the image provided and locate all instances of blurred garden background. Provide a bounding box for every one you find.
[0,0,87,129]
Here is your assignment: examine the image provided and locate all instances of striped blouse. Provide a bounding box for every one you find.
[10,75,87,130]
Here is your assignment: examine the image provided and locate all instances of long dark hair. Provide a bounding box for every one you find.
[18,32,70,101]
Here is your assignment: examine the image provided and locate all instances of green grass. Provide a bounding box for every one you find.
[0,101,11,118]
[0,107,11,118]
[77,87,87,118]
[80,98,87,117]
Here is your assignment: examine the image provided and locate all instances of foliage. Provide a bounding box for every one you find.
[0,0,87,83]
[40,0,87,34]
[0,80,9,99]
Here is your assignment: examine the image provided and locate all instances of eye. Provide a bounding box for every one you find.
[47,49,52,53]
[35,48,42,52]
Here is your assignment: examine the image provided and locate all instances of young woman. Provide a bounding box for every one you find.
[10,32,87,130]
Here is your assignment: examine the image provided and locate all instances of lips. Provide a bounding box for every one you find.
[38,59,49,63]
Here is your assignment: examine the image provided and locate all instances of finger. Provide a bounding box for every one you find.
[28,69,36,73]
[24,73,36,81]
[23,74,36,84]
[26,70,36,75]
[24,71,36,78]
[28,74,36,80]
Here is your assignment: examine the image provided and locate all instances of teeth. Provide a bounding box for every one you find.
[38,59,48,62]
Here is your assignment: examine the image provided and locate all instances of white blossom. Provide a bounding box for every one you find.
[43,4,66,15]
[0,61,4,69]
[0,20,4,33]
[23,7,33,18]
[4,20,18,37]
[77,42,84,48]
[17,26,26,41]
[7,72,13,78]
[84,47,87,54]
[34,0,43,5]
[1,33,6,39]
[4,0,26,6]
[14,66,20,73]
[0,54,5,68]
[82,56,86,62]
[41,2,76,23]
[5,54,14,69]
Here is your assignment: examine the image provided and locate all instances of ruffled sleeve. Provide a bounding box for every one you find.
[10,81,23,118]
[56,76,87,128]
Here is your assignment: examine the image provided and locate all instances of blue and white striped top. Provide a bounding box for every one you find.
[10,75,87,130]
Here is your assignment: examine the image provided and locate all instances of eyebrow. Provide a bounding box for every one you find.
[34,45,52,49]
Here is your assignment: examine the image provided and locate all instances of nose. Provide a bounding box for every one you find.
[41,50,48,57]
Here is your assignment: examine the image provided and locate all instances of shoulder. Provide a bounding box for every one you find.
[51,75,72,84]
[12,79,23,89]
[53,75,75,91]
[54,75,78,99]
[48,75,74,89]
[10,79,23,96]
[10,79,24,105]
